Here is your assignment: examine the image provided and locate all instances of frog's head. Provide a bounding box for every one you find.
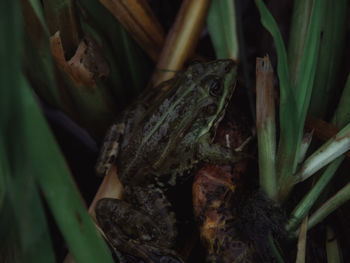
[184,59,237,139]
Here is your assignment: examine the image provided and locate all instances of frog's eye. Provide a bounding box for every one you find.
[224,62,233,73]
[209,79,222,97]
[205,104,217,115]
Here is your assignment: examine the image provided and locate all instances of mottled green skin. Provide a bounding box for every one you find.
[117,60,236,186]
[95,60,237,262]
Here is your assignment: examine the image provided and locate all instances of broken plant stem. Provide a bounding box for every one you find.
[256,56,277,200]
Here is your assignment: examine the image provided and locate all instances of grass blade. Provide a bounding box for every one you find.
[308,0,347,118]
[6,172,56,263]
[287,0,313,89]
[306,182,350,231]
[20,80,114,263]
[100,0,164,61]
[326,226,342,263]
[332,74,350,128]
[294,0,326,120]
[287,72,350,232]
[295,123,350,183]
[207,0,239,60]
[286,156,343,232]
[22,0,62,108]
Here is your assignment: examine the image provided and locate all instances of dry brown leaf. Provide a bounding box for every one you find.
[100,0,164,61]
[50,32,109,87]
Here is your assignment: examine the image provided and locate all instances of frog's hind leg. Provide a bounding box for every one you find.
[128,185,178,246]
[95,198,184,263]
[95,123,125,176]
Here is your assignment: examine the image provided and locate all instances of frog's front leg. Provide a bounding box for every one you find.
[96,103,147,177]
[95,123,125,177]
[197,133,248,165]
[95,187,183,263]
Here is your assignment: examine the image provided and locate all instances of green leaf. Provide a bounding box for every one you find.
[295,122,350,183]
[28,0,50,34]
[287,0,313,89]
[19,80,114,263]
[307,182,350,231]
[332,73,350,128]
[7,173,56,263]
[1,1,55,261]
[308,0,347,118]
[207,0,239,60]
[22,0,61,108]
[1,1,114,262]
[294,0,326,120]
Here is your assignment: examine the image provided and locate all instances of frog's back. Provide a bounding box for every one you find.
[116,60,237,186]
[116,82,201,185]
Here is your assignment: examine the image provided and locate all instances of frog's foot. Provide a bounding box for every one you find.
[96,198,183,263]
[95,123,125,176]
[198,133,251,165]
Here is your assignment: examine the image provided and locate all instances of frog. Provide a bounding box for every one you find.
[95,60,240,263]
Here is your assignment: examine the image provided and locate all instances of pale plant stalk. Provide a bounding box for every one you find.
[151,0,211,87]
[295,123,350,183]
[295,216,308,263]
[256,56,277,200]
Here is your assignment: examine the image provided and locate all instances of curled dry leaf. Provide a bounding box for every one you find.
[193,164,255,263]
[50,31,109,87]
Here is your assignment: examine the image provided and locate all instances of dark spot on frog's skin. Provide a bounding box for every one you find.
[224,218,235,226]
[205,104,218,115]
[169,163,178,170]
[184,146,191,153]
[159,256,176,263]
[216,205,226,215]
[214,185,227,197]
[205,192,216,202]
[80,58,83,63]
[213,239,219,253]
